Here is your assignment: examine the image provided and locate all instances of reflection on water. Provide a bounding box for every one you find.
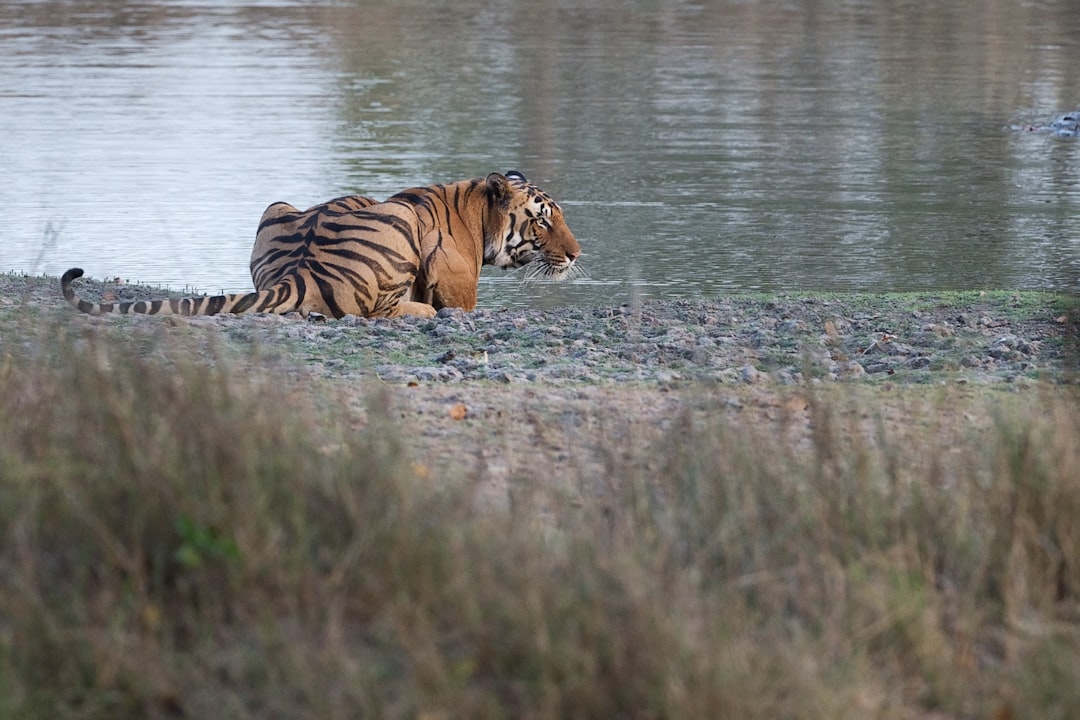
[2,0,1079,308]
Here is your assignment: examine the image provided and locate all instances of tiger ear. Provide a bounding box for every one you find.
[486,172,513,209]
[505,170,528,183]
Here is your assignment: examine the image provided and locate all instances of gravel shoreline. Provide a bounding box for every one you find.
[285,293,1075,387]
[4,273,1077,387]
[5,272,1076,497]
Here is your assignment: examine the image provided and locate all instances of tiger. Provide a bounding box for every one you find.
[61,171,582,319]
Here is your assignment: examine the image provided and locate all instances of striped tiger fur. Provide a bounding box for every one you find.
[60,171,582,319]
[250,193,377,292]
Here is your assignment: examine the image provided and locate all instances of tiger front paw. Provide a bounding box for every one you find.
[394,301,438,319]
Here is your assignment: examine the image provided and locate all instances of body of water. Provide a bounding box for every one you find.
[3,0,1079,308]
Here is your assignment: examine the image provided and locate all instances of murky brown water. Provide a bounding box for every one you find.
[3,1,1079,308]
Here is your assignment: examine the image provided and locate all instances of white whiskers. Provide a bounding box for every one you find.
[522,259,588,285]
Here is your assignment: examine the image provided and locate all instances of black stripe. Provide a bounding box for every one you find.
[505,212,521,242]
[443,192,455,228]
[206,295,226,315]
[324,262,379,293]
[320,214,414,236]
[260,230,307,247]
[254,275,302,313]
[299,211,324,231]
[319,249,416,285]
[318,221,385,236]
[315,225,421,262]
[324,242,415,267]
[292,275,306,303]
[232,292,260,313]
[252,247,305,287]
[352,289,372,311]
[267,283,297,312]
[312,272,345,318]
[255,285,284,312]
[258,213,300,232]
[252,249,298,273]
[389,191,428,206]
[325,197,376,213]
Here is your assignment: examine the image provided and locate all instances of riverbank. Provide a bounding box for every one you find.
[6,271,1076,386]
[4,270,1076,493]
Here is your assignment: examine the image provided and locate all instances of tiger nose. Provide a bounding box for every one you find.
[567,250,581,262]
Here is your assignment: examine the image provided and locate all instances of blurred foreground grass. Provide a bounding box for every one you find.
[1,324,1079,720]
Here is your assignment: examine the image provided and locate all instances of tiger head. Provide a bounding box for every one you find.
[483,171,582,279]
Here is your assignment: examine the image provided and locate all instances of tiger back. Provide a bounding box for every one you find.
[61,171,581,319]
[251,194,377,291]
